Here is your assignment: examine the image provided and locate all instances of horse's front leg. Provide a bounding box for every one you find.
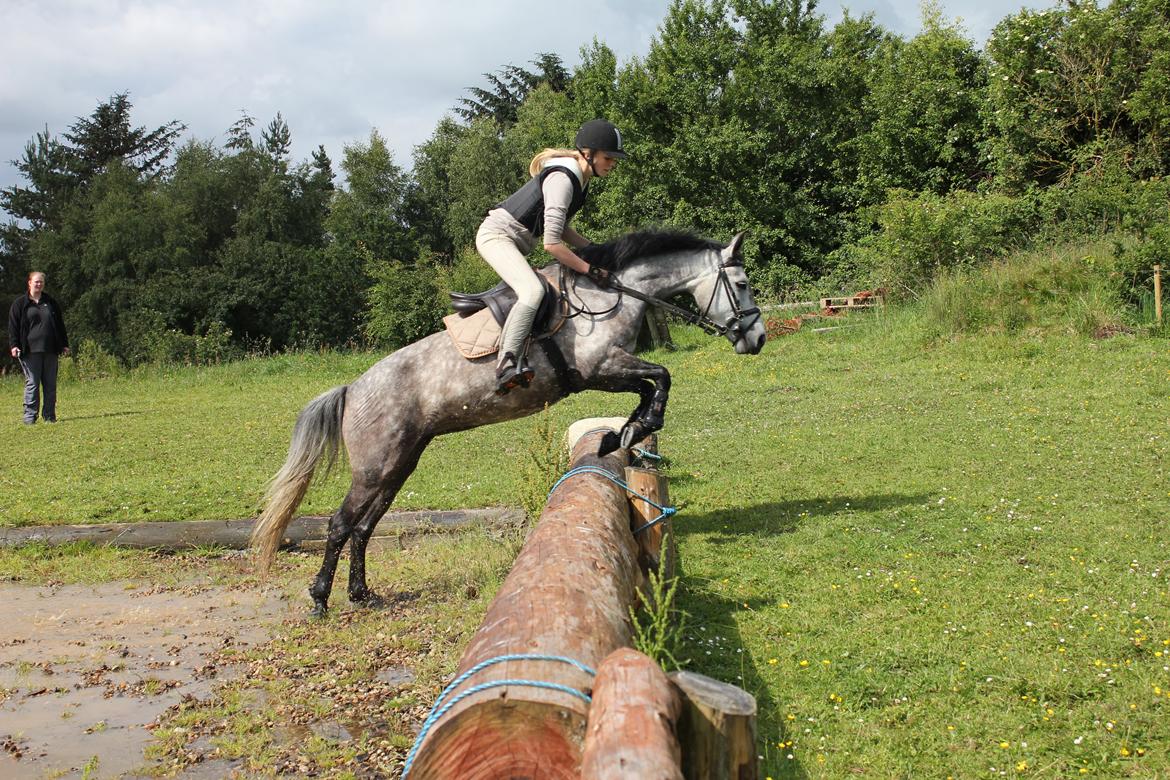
[585,346,671,454]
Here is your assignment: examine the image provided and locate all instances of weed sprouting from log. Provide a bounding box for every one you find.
[630,537,687,671]
[519,405,568,522]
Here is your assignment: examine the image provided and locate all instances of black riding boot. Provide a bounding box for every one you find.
[495,351,534,395]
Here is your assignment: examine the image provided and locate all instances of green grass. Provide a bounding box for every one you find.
[0,350,608,525]
[665,314,1168,778]
[2,262,1168,776]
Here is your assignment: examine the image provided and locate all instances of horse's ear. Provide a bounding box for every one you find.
[729,231,747,256]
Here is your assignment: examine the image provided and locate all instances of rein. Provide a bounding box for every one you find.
[562,255,761,339]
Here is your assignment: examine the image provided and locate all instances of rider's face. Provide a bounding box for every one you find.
[592,152,620,178]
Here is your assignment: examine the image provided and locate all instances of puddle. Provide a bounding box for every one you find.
[375,666,415,687]
[0,581,293,779]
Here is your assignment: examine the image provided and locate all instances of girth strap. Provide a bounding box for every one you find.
[537,338,583,396]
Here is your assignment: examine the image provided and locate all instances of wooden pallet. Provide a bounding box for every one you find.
[820,292,884,310]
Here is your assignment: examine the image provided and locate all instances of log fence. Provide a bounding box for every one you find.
[401,420,758,779]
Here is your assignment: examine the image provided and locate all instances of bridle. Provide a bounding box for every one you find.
[563,252,762,340]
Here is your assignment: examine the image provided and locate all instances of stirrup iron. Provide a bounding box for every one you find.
[495,352,535,395]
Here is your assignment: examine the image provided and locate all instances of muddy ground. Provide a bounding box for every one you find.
[0,570,294,779]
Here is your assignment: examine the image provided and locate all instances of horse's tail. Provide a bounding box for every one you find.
[252,385,348,573]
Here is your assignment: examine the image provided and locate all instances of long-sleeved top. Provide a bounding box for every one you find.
[8,292,69,355]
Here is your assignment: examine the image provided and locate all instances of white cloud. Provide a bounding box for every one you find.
[0,0,1050,195]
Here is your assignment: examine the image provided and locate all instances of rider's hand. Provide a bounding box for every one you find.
[587,265,611,288]
[9,347,19,358]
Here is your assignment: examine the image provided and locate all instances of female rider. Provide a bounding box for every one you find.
[476,118,625,394]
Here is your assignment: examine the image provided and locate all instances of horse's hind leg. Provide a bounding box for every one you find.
[309,477,383,617]
[345,439,430,604]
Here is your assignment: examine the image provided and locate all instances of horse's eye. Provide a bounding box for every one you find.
[736,281,748,289]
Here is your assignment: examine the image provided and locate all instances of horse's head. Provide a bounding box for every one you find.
[695,232,766,355]
[577,228,767,354]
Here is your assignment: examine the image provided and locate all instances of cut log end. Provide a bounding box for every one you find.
[408,698,585,780]
[566,417,630,453]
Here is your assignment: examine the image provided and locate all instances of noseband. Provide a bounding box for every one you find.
[696,255,762,339]
[576,254,761,339]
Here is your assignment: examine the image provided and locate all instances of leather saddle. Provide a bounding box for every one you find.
[449,273,563,335]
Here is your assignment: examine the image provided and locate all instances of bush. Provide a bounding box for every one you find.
[435,245,500,296]
[919,239,1131,339]
[60,338,124,381]
[117,308,239,366]
[143,321,238,366]
[363,259,445,350]
[835,172,1170,299]
[1035,169,1170,242]
[829,189,1033,296]
[1109,219,1170,314]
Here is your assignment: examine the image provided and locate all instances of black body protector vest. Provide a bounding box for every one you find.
[495,165,588,238]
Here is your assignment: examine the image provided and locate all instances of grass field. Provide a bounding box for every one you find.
[2,300,1168,777]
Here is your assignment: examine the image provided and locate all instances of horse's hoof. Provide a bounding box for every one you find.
[598,431,622,456]
[309,602,329,620]
[350,589,387,608]
[620,421,651,450]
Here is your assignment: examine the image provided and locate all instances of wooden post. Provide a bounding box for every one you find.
[645,308,673,349]
[406,429,643,779]
[669,671,759,780]
[581,648,684,780]
[625,465,675,584]
[1155,264,1163,325]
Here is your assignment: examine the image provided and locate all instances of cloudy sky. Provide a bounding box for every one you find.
[0,0,1049,196]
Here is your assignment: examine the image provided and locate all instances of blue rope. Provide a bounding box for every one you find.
[634,447,664,462]
[546,465,621,497]
[547,466,677,537]
[632,505,678,536]
[401,654,595,778]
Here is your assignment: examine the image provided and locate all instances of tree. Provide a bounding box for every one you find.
[405,118,467,258]
[455,53,570,126]
[443,118,523,251]
[325,130,418,347]
[61,92,185,185]
[212,114,341,349]
[0,130,73,285]
[570,40,621,123]
[1,94,185,291]
[594,0,746,235]
[329,129,413,262]
[853,4,988,202]
[984,0,1170,188]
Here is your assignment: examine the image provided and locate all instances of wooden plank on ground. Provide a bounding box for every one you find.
[0,508,522,550]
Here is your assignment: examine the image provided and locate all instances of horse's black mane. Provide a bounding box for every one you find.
[578,229,722,271]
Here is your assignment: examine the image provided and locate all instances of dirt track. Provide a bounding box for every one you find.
[0,577,293,779]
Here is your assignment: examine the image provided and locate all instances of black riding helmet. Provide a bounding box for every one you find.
[575,119,627,159]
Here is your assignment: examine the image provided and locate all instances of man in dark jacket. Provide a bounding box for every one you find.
[8,271,70,424]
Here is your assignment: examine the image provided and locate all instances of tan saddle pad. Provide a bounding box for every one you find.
[443,308,503,359]
[443,272,566,360]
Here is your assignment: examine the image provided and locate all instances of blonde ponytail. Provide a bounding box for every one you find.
[528,148,582,177]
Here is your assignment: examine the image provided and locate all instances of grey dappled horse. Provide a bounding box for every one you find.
[252,229,767,616]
